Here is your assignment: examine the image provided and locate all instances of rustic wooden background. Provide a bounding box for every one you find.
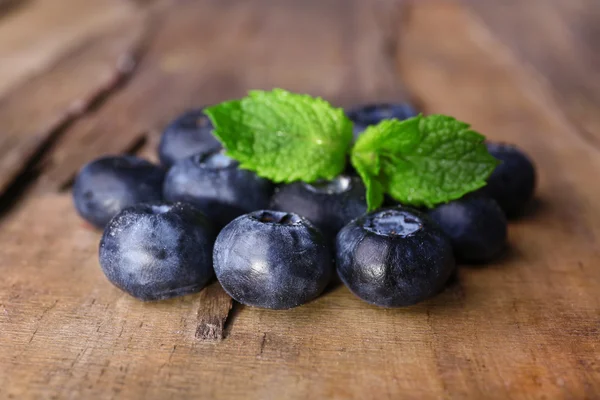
[1,0,599,399]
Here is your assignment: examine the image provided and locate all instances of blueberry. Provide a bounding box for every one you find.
[163,151,273,228]
[158,109,222,167]
[99,202,216,301]
[482,142,536,217]
[214,210,332,309]
[347,103,419,139]
[336,207,455,307]
[270,175,367,242]
[72,155,165,228]
[428,195,507,263]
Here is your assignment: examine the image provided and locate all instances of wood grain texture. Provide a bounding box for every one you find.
[0,0,25,17]
[36,0,409,191]
[463,0,600,147]
[0,7,148,200]
[0,0,139,96]
[0,0,599,399]
[396,3,600,398]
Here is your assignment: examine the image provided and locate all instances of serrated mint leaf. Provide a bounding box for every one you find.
[350,115,499,209]
[205,89,353,183]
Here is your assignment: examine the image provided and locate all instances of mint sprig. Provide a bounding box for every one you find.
[351,116,499,211]
[205,89,353,183]
[206,89,498,211]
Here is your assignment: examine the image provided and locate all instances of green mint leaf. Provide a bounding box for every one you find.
[205,89,353,183]
[350,151,385,212]
[351,115,499,209]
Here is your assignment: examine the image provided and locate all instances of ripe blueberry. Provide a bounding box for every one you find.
[428,195,507,263]
[72,155,165,228]
[270,175,367,242]
[347,103,419,139]
[99,202,216,301]
[158,108,222,167]
[336,207,455,307]
[483,142,536,217]
[163,151,273,228]
[214,210,333,309]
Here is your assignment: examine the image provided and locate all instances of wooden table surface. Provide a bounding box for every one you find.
[1,0,599,399]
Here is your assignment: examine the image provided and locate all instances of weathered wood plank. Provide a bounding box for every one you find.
[37,0,409,190]
[0,0,140,96]
[397,3,600,397]
[194,282,234,340]
[0,0,25,18]
[0,1,599,399]
[463,0,600,147]
[0,8,148,201]
[0,194,236,398]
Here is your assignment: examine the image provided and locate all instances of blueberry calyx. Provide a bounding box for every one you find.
[250,210,303,226]
[363,209,423,237]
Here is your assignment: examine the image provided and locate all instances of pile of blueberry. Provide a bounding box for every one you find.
[73,104,536,309]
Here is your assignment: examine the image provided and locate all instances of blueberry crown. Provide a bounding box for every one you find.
[363,209,423,237]
[250,211,302,226]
